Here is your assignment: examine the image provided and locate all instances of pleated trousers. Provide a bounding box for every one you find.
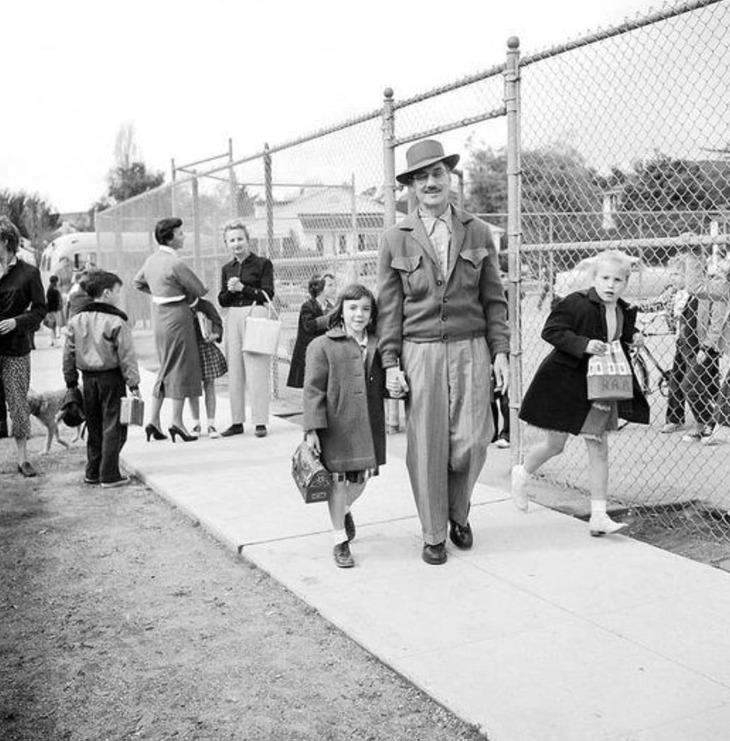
[401,336,493,545]
[226,306,271,426]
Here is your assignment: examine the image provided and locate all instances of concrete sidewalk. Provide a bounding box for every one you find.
[28,341,730,740]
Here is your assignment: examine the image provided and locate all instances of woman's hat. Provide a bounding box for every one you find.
[396,139,460,185]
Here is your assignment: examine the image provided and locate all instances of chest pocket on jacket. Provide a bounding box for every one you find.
[455,247,489,288]
[391,254,428,299]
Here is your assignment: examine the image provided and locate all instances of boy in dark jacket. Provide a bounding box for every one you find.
[63,270,141,487]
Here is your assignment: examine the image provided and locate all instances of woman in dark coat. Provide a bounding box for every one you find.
[512,251,649,536]
[303,283,385,569]
[286,273,336,388]
[0,216,47,476]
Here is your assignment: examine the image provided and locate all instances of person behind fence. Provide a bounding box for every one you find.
[0,216,47,477]
[63,270,141,488]
[377,139,510,566]
[187,297,227,438]
[218,219,275,438]
[512,250,649,535]
[286,273,336,389]
[691,254,730,445]
[44,274,63,345]
[133,217,207,444]
[303,283,385,569]
[67,269,93,319]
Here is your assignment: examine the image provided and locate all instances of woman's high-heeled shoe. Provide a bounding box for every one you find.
[145,423,168,442]
[169,424,198,443]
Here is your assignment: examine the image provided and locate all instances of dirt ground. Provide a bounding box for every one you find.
[1,441,485,741]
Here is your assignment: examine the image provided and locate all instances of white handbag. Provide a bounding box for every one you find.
[242,291,281,356]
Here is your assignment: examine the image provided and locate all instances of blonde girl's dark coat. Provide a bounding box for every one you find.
[302,327,386,473]
[519,288,650,434]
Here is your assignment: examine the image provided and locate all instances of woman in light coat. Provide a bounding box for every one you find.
[133,217,207,442]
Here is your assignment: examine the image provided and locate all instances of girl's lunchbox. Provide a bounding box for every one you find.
[586,340,633,401]
[120,397,145,426]
[291,441,332,503]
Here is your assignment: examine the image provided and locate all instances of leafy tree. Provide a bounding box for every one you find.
[89,123,165,224]
[465,140,604,244]
[0,189,60,251]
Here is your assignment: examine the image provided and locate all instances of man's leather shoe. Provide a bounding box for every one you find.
[17,461,37,478]
[254,425,268,438]
[422,542,447,565]
[449,520,473,550]
[220,423,244,437]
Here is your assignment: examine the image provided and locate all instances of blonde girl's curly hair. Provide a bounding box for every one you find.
[571,250,638,288]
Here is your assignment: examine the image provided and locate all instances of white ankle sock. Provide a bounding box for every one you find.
[333,529,347,545]
[591,500,607,517]
[207,419,215,428]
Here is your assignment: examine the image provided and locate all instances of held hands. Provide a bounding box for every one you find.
[493,353,510,394]
[0,318,17,335]
[385,366,409,399]
[696,349,707,364]
[130,388,142,399]
[227,277,244,293]
[305,430,321,456]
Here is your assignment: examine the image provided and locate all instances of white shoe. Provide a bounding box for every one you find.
[680,431,701,443]
[510,464,529,513]
[208,425,221,439]
[495,436,510,449]
[588,513,627,536]
[660,422,683,434]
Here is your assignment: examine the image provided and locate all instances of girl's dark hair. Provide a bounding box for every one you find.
[328,283,377,332]
[0,216,21,254]
[308,274,325,299]
[154,217,183,246]
[49,274,59,284]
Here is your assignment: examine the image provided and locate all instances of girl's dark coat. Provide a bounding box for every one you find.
[286,298,329,388]
[302,328,386,472]
[519,288,650,434]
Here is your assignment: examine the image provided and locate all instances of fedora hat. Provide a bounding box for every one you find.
[396,139,460,185]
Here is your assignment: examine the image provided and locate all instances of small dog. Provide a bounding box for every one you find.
[27,388,85,453]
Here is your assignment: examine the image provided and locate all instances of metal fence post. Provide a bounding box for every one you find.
[228,137,237,218]
[191,172,201,274]
[170,158,177,217]
[264,143,274,259]
[504,35,523,468]
[382,88,397,229]
[381,86,401,433]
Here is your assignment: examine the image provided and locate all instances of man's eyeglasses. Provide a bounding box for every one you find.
[411,166,449,183]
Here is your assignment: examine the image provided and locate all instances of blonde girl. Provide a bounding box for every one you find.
[513,250,650,535]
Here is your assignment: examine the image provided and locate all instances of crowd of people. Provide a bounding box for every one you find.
[1,137,729,568]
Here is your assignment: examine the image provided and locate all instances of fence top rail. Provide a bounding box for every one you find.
[520,0,724,68]
[522,233,730,253]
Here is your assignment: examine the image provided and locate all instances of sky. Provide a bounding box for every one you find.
[2,0,682,212]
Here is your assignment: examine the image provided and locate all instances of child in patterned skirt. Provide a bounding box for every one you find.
[189,298,227,437]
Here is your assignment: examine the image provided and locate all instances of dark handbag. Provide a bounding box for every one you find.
[291,441,333,503]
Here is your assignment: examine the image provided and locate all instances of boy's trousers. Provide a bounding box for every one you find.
[401,336,493,545]
[82,369,127,484]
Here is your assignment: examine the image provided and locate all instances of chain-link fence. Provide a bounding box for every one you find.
[96,0,730,538]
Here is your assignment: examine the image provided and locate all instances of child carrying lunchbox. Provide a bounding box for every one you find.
[302,284,386,568]
[512,250,649,535]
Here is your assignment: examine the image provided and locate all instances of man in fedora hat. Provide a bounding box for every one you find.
[377,139,510,565]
